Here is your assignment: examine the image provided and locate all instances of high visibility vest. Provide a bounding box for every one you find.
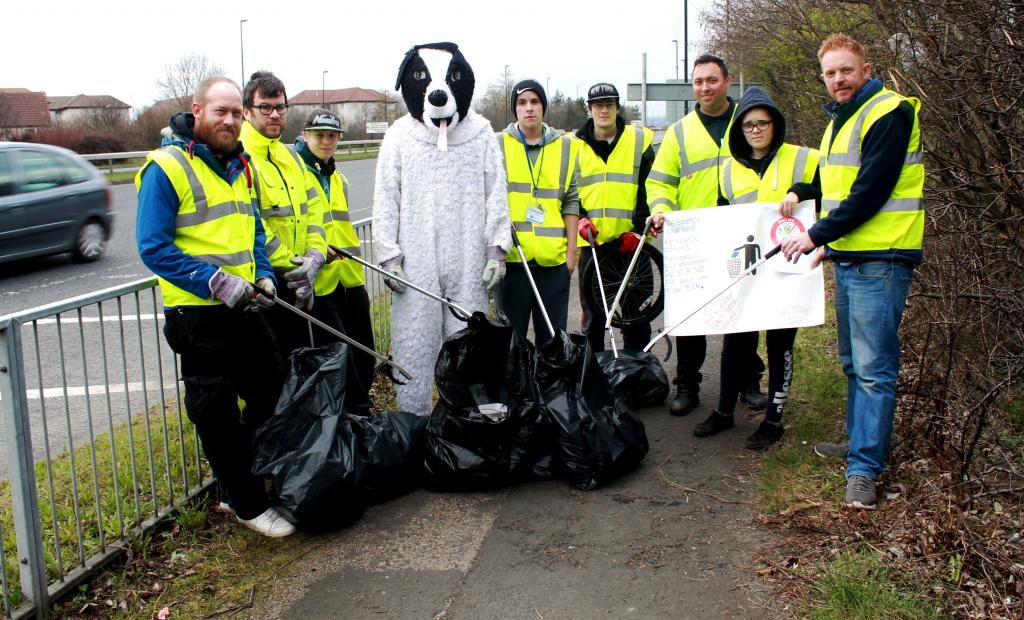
[819,88,924,252]
[136,146,258,307]
[577,125,654,246]
[647,107,735,213]
[240,121,327,268]
[499,133,577,266]
[720,144,819,204]
[310,168,365,295]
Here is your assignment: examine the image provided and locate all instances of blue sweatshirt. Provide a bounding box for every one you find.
[136,115,274,303]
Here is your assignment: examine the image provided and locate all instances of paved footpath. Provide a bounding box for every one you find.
[248,282,771,619]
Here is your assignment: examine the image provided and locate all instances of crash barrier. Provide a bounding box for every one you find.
[81,141,383,174]
[0,218,387,618]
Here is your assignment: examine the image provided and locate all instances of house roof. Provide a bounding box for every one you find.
[290,87,396,105]
[0,91,51,129]
[47,94,130,111]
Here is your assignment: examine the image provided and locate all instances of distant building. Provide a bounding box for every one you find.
[48,94,131,124]
[0,89,51,137]
[289,88,397,129]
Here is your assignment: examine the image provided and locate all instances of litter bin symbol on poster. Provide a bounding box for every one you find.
[726,235,761,278]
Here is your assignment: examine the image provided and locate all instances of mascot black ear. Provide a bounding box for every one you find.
[395,42,463,91]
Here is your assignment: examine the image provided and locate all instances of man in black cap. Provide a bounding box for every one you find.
[573,83,656,353]
[497,79,580,347]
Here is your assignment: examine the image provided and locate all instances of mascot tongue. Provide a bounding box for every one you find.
[436,118,448,151]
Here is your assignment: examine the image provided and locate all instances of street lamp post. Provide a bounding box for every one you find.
[240,19,248,86]
[672,39,679,79]
[503,65,510,124]
[322,70,328,107]
[546,77,550,94]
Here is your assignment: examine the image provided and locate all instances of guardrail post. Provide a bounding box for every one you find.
[0,319,49,617]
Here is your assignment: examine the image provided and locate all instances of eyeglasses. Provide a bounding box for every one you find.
[741,119,772,133]
[251,103,288,115]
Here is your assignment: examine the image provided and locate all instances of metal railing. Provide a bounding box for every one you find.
[82,140,383,174]
[0,218,388,618]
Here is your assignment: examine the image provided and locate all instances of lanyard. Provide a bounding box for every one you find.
[517,125,546,198]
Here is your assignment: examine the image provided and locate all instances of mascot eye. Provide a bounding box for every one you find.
[413,69,427,80]
[450,71,462,81]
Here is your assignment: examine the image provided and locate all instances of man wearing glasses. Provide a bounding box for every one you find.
[781,33,924,509]
[240,71,329,357]
[647,54,768,420]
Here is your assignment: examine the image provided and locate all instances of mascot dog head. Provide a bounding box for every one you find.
[396,42,475,149]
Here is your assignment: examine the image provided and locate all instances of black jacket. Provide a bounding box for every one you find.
[807,79,919,265]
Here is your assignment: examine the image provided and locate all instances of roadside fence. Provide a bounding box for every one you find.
[0,218,387,618]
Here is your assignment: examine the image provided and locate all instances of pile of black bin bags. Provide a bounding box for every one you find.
[251,313,658,533]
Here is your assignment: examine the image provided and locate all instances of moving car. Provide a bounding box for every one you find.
[0,142,113,264]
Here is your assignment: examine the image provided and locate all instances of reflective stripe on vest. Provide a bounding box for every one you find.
[819,88,924,251]
[138,146,258,307]
[660,108,736,211]
[577,125,652,245]
[501,132,575,266]
[313,169,364,294]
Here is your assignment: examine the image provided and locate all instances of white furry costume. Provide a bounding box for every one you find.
[374,54,510,414]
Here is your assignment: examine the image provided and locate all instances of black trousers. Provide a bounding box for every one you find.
[265,284,316,361]
[674,333,765,392]
[163,306,285,520]
[498,262,570,349]
[578,250,652,352]
[312,285,376,414]
[717,328,797,423]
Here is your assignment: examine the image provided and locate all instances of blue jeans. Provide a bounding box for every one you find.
[834,260,914,480]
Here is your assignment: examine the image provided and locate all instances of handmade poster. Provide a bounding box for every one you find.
[662,200,824,336]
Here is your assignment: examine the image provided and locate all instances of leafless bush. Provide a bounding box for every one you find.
[703,0,1024,613]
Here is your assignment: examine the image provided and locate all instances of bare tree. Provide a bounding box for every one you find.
[156,53,225,112]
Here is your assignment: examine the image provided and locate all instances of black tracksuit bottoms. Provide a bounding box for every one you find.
[497,262,570,349]
[163,306,285,520]
[313,284,376,414]
[717,328,797,423]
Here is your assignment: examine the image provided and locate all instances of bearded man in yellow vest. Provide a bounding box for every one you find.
[781,34,925,510]
[241,71,329,358]
[136,77,294,538]
[574,83,655,353]
[647,54,768,418]
[498,80,579,348]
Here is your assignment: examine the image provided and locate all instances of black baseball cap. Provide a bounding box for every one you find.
[302,108,344,133]
[586,82,620,106]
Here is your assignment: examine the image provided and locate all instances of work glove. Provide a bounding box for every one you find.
[481,246,506,291]
[619,232,641,255]
[283,249,325,293]
[577,217,599,243]
[251,277,276,311]
[381,256,408,293]
[208,268,254,310]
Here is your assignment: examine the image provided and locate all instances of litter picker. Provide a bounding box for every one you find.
[604,218,654,332]
[329,246,474,321]
[508,225,556,339]
[583,228,620,358]
[252,283,413,384]
[642,244,784,353]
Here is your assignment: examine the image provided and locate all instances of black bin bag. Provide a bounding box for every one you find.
[424,312,555,490]
[536,331,649,491]
[595,349,670,409]
[252,343,427,533]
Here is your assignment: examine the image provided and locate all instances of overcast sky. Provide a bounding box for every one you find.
[4,0,712,121]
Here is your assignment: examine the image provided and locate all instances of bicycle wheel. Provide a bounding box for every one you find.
[580,239,664,328]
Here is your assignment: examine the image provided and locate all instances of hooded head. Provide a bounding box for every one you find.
[728,87,786,168]
[395,42,475,143]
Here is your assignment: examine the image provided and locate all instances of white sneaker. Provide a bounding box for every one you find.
[238,507,296,538]
[216,502,235,516]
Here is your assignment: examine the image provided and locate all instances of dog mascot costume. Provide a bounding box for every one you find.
[373,42,511,414]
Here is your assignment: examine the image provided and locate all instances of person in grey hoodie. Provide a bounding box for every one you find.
[496,79,580,347]
[692,86,821,450]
